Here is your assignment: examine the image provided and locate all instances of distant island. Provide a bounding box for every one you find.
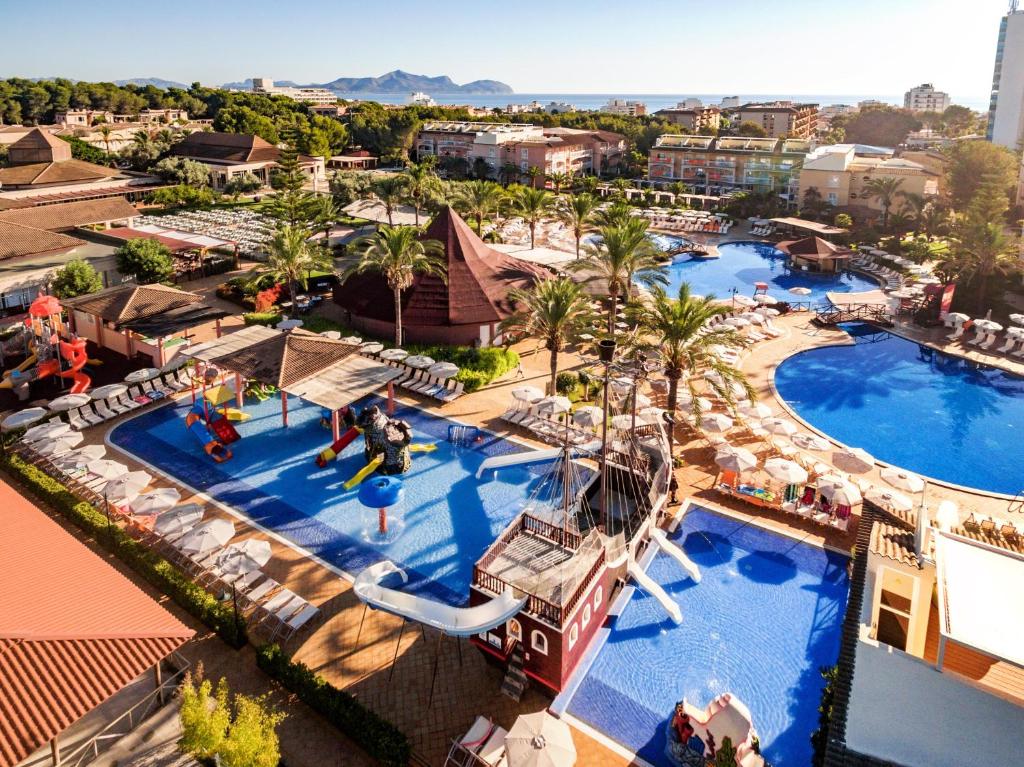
[114,77,188,89]
[222,70,513,95]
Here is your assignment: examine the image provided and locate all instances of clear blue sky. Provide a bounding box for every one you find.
[0,0,1009,101]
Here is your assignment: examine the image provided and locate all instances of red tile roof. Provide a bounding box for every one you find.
[0,197,138,232]
[0,480,192,767]
[63,283,202,324]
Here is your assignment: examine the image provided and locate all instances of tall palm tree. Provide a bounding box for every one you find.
[343,226,446,345]
[557,193,599,259]
[595,201,634,228]
[96,123,114,154]
[454,180,505,235]
[403,161,437,226]
[547,171,571,194]
[627,284,750,452]
[953,220,1019,313]
[571,221,667,333]
[371,175,407,227]
[863,177,904,231]
[499,162,519,186]
[899,191,927,235]
[525,166,543,188]
[511,186,554,249]
[500,276,594,395]
[257,226,335,318]
[919,203,950,240]
[313,195,340,242]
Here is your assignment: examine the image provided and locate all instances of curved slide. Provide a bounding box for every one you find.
[475,447,563,479]
[344,455,383,490]
[650,527,702,583]
[627,558,683,624]
[353,561,528,637]
[57,338,90,393]
[185,413,232,462]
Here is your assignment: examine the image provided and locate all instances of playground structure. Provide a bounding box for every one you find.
[184,397,239,463]
[665,693,765,767]
[0,296,92,396]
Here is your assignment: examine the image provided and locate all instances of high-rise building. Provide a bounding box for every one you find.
[987,5,1024,147]
[903,83,950,112]
[600,98,647,116]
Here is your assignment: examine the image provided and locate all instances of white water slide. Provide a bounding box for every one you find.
[352,561,527,637]
[626,558,683,624]
[475,447,564,479]
[650,527,702,583]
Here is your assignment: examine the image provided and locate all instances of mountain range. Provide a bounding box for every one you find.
[221,70,513,95]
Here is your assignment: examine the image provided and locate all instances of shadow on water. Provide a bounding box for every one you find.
[736,549,797,585]
[680,530,734,567]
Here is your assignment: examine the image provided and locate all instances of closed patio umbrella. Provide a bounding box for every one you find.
[715,445,757,473]
[216,539,272,575]
[880,467,925,494]
[572,406,605,428]
[23,421,72,442]
[764,457,809,485]
[35,431,84,457]
[130,487,182,516]
[833,447,874,474]
[505,711,576,767]
[102,470,152,503]
[2,407,48,432]
[179,518,235,554]
[701,412,733,433]
[153,504,204,537]
[404,355,435,369]
[380,348,408,361]
[511,386,544,404]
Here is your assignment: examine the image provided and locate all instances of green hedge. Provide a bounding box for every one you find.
[1,454,247,648]
[256,644,411,767]
[242,311,283,327]
[404,345,519,393]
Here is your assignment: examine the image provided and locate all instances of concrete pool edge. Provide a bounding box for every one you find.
[768,326,1021,502]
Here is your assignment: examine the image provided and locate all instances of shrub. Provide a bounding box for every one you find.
[556,371,578,395]
[51,259,103,299]
[179,667,230,759]
[219,693,286,767]
[256,644,411,767]
[115,238,175,284]
[401,345,519,393]
[810,665,838,767]
[1,454,247,647]
[243,311,283,327]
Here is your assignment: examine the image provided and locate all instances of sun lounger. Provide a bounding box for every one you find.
[105,396,131,416]
[66,408,90,430]
[967,331,986,346]
[275,602,320,642]
[239,577,280,612]
[947,326,965,341]
[79,404,105,426]
[94,400,118,420]
[476,726,508,767]
[117,393,142,410]
[996,337,1016,354]
[251,588,301,627]
[439,381,465,402]
[978,334,996,350]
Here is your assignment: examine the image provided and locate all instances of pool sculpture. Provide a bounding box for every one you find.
[358,404,414,475]
[666,693,765,767]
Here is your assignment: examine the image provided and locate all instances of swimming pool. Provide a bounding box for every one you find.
[646,240,879,304]
[775,323,1024,496]
[109,394,559,604]
[564,507,848,767]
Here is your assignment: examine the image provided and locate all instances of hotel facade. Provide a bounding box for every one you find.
[729,102,819,138]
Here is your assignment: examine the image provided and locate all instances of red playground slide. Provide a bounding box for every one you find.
[57,338,91,393]
[316,427,360,467]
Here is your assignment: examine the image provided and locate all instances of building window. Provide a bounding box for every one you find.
[582,604,591,629]
[568,623,579,650]
[827,193,838,205]
[594,586,603,608]
[530,630,548,655]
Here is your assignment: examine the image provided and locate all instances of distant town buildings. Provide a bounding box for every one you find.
[407,92,437,107]
[719,96,741,109]
[655,106,721,133]
[600,98,647,117]
[169,131,325,189]
[987,7,1024,148]
[503,100,575,115]
[857,99,889,110]
[903,83,951,112]
[250,78,337,106]
[677,98,704,110]
[730,102,819,138]
[816,104,859,135]
[54,108,189,126]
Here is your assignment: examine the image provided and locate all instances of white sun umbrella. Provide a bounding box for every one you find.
[880,467,925,494]
[340,335,363,345]
[865,486,913,512]
[130,487,182,517]
[724,316,750,328]
[361,342,384,354]
[404,355,435,369]
[609,376,633,393]
[753,293,778,305]
[821,481,862,505]
[1009,313,1024,325]
[511,385,544,404]
[179,517,235,555]
[124,367,161,384]
[90,384,128,401]
[762,416,798,436]
[701,412,733,433]
[86,458,128,481]
[632,392,652,409]
[23,420,72,442]
[48,393,92,412]
[535,396,571,416]
[572,406,605,428]
[740,312,766,325]
[740,402,772,419]
[610,414,636,430]
[380,348,408,361]
[715,445,758,473]
[2,407,49,432]
[638,406,666,424]
[153,503,204,537]
[732,295,757,307]
[505,711,576,767]
[764,457,809,485]
[974,319,1003,333]
[55,444,105,469]
[757,307,781,318]
[428,361,460,378]
[789,286,812,296]
[276,319,303,330]
[833,447,874,474]
[216,538,272,575]
[792,432,830,451]
[677,393,713,412]
[160,355,189,372]
[34,431,84,457]
[102,470,152,503]
[319,330,342,340]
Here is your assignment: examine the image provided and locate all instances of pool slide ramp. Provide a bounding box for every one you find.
[649,527,702,583]
[626,557,683,624]
[475,447,563,479]
[353,561,528,637]
[344,455,384,490]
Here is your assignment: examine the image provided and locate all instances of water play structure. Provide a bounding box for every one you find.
[184,398,239,462]
[665,693,765,767]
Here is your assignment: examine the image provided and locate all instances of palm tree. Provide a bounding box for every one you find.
[371,175,407,227]
[96,123,114,154]
[453,180,505,235]
[611,177,631,201]
[525,166,542,188]
[499,162,519,186]
[595,201,634,228]
[863,177,904,230]
[343,226,446,345]
[510,186,554,249]
[953,220,1019,313]
[627,284,749,452]
[919,203,950,240]
[403,161,437,226]
[313,196,340,242]
[571,221,667,333]
[257,226,335,318]
[899,191,927,234]
[500,276,593,395]
[547,171,571,194]
[557,193,599,259]
[886,208,913,236]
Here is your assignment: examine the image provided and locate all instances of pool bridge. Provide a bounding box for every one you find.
[813,303,894,328]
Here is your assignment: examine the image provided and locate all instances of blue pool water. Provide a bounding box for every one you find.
[775,323,1024,495]
[566,508,849,767]
[647,240,879,304]
[110,395,559,604]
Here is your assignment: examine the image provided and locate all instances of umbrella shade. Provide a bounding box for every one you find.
[1009,313,1024,325]
[880,467,925,493]
[511,386,544,403]
[428,362,460,378]
[506,711,576,767]
[90,384,128,401]
[48,393,92,412]
[2,407,49,432]
[821,481,862,505]
[732,295,756,307]
[792,432,830,451]
[753,294,778,304]
[701,413,733,432]
[762,417,798,436]
[203,385,235,406]
[86,459,128,481]
[865,486,913,512]
[380,348,408,361]
[102,470,152,502]
[179,518,235,554]
[276,319,303,330]
[404,355,435,369]
[637,406,666,424]
[160,355,189,372]
[320,330,342,340]
[23,421,72,442]
[153,504,204,536]
[610,414,636,430]
[34,431,84,457]
[572,406,605,428]
[973,319,1002,333]
[130,487,181,516]
[739,402,772,419]
[764,457,809,484]
[56,444,105,468]
[341,335,363,345]
[29,294,62,317]
[789,286,812,296]
[216,539,272,575]
[724,316,750,327]
[535,396,571,416]
[715,445,758,473]
[833,447,874,473]
[124,367,161,384]
[361,342,384,354]
[740,312,766,324]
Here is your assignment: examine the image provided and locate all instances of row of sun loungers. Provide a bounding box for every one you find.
[381,361,465,403]
[716,481,851,531]
[964,513,1021,544]
[498,407,600,448]
[64,369,192,430]
[852,254,904,290]
[750,225,775,237]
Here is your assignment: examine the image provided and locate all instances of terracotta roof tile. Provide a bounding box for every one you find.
[208,328,360,388]
[0,197,137,232]
[0,160,118,187]
[869,518,918,567]
[63,283,201,324]
[0,221,84,262]
[170,131,280,163]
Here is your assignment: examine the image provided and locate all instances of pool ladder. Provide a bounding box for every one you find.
[1009,492,1024,514]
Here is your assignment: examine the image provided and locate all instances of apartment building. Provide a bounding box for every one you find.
[655,107,721,133]
[251,78,337,106]
[987,7,1024,147]
[600,98,647,116]
[647,135,810,199]
[729,102,819,138]
[904,83,951,112]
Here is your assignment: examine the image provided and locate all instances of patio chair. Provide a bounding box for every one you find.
[978,334,997,350]
[79,404,105,426]
[162,372,187,392]
[1000,523,1020,543]
[105,396,131,416]
[946,325,965,341]
[980,517,997,535]
[94,400,118,420]
[967,330,987,346]
[116,393,142,410]
[275,603,320,642]
[128,385,151,405]
[476,726,508,767]
[66,408,90,430]
[238,577,280,613]
[250,588,301,627]
[439,381,465,402]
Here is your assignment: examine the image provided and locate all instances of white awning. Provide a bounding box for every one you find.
[936,532,1024,667]
[283,354,405,411]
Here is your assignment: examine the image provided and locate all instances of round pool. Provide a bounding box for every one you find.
[648,240,880,304]
[775,323,1024,496]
